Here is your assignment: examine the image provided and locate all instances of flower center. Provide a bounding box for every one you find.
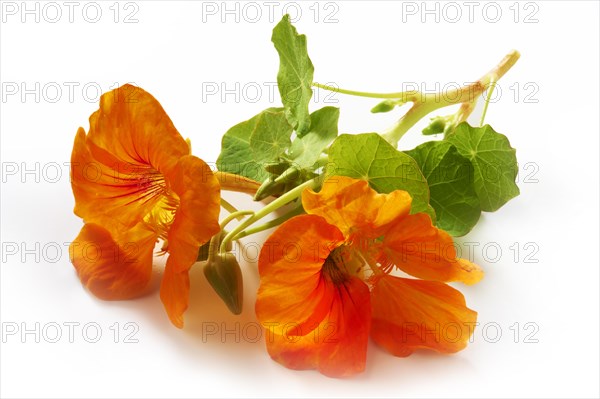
[145,190,179,243]
[131,165,180,252]
[348,236,395,277]
[322,245,364,285]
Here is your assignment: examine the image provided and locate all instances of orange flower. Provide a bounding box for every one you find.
[256,176,483,377]
[69,84,220,328]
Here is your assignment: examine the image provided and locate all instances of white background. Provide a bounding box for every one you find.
[1,1,599,398]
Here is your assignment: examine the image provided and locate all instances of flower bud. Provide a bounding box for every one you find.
[254,178,286,201]
[197,238,231,261]
[204,253,244,315]
[422,116,448,135]
[264,160,290,176]
[371,99,398,113]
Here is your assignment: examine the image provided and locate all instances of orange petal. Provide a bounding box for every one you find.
[86,84,189,176]
[264,277,371,378]
[302,176,412,240]
[159,260,190,329]
[157,156,221,328]
[370,275,478,356]
[383,213,483,284]
[165,155,221,273]
[71,128,161,230]
[70,84,190,230]
[256,214,345,334]
[456,258,484,285]
[69,223,156,300]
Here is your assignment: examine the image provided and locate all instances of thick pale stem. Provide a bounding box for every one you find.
[454,101,477,127]
[382,50,520,146]
[214,171,262,195]
[314,51,520,147]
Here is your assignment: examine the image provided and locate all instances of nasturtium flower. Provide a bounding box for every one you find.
[69,84,220,328]
[256,176,483,377]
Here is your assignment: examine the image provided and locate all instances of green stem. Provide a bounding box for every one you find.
[220,198,239,214]
[219,177,320,253]
[206,231,222,264]
[206,210,255,262]
[479,77,497,126]
[233,206,304,240]
[382,102,434,145]
[315,154,329,168]
[220,210,255,230]
[382,50,520,146]
[313,82,417,101]
[316,51,520,147]
[456,101,477,125]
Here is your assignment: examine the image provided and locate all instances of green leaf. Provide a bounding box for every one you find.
[446,123,519,212]
[249,108,293,162]
[289,106,339,169]
[327,133,431,215]
[216,107,290,182]
[272,14,314,136]
[406,141,481,236]
[217,113,265,182]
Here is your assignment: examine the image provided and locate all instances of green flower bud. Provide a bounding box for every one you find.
[273,166,301,185]
[422,116,448,136]
[370,99,397,114]
[254,178,286,201]
[197,236,231,261]
[264,160,290,176]
[204,253,244,315]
